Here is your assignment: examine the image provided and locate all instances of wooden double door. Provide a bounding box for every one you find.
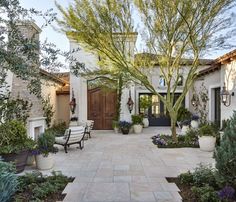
[88,88,117,130]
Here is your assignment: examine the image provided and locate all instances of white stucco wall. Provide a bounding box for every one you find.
[69,40,98,122]
[221,61,236,121]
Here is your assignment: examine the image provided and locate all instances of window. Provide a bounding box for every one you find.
[159,76,165,87]
[151,95,160,117]
[177,76,183,86]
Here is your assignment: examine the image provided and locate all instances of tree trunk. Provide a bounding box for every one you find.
[116,75,123,121]
[171,117,178,143]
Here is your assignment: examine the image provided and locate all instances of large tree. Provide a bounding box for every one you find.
[57,0,236,142]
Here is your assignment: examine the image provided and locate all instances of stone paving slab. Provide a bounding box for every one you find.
[25,128,214,202]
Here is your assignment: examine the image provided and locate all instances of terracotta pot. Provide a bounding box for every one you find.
[133,124,143,134]
[198,136,216,152]
[35,153,54,170]
[26,154,35,166]
[1,150,29,173]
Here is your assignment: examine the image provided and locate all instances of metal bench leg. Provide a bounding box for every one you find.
[79,140,84,150]
[64,145,68,153]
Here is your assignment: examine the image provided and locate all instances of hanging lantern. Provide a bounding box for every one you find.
[220,83,234,107]
[191,94,199,107]
[127,90,134,113]
[69,88,76,114]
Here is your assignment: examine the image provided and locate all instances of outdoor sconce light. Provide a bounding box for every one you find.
[69,88,76,114]
[191,94,199,107]
[220,82,234,107]
[127,90,134,113]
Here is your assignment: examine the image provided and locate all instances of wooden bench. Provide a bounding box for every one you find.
[55,126,86,153]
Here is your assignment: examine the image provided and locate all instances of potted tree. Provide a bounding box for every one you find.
[35,131,58,170]
[198,124,216,152]
[69,116,78,126]
[132,114,143,134]
[0,120,35,173]
[139,96,152,127]
[119,121,132,135]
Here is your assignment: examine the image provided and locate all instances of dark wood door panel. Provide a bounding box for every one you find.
[88,88,116,130]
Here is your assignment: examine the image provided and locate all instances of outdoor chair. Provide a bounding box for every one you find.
[78,120,94,139]
[55,126,86,153]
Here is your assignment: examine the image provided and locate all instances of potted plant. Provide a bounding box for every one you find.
[198,124,216,152]
[119,121,132,135]
[35,131,58,170]
[191,114,199,129]
[112,120,119,133]
[139,96,152,127]
[0,120,35,173]
[132,114,143,134]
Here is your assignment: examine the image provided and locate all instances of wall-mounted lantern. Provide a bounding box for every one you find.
[220,83,234,107]
[127,90,134,113]
[69,88,76,114]
[191,94,199,107]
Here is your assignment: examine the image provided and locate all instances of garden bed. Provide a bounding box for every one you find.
[151,133,199,148]
[14,171,74,201]
[167,177,197,202]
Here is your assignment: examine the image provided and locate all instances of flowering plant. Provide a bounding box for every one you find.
[151,134,167,146]
[34,131,58,157]
[191,114,199,121]
[218,186,235,200]
[119,121,132,129]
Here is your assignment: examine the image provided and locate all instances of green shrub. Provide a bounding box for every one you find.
[191,185,219,202]
[179,171,194,185]
[0,160,18,202]
[184,128,199,145]
[132,114,143,125]
[46,122,67,137]
[112,120,119,129]
[0,120,36,154]
[36,131,58,157]
[179,164,218,188]
[16,171,72,201]
[199,124,216,137]
[177,106,191,122]
[192,164,217,188]
[214,111,236,188]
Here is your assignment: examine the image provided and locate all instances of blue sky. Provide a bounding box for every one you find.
[20,0,236,62]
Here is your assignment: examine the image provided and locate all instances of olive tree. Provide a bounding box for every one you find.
[57,0,236,142]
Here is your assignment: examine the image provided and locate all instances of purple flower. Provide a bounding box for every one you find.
[218,186,235,200]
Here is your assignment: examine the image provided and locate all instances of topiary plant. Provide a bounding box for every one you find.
[0,160,18,202]
[214,111,236,188]
[199,124,216,137]
[132,114,143,125]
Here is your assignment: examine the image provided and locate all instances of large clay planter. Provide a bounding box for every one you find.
[1,150,29,173]
[198,136,216,152]
[35,153,54,170]
[191,120,199,129]
[143,118,149,128]
[133,124,143,134]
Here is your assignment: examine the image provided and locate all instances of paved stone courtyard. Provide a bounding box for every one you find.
[28,128,215,202]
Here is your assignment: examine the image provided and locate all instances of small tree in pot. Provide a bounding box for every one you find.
[119,121,132,135]
[35,131,58,170]
[198,124,216,152]
[0,120,35,173]
[132,114,143,134]
[139,96,152,127]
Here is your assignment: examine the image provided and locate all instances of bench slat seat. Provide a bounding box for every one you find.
[55,126,86,153]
